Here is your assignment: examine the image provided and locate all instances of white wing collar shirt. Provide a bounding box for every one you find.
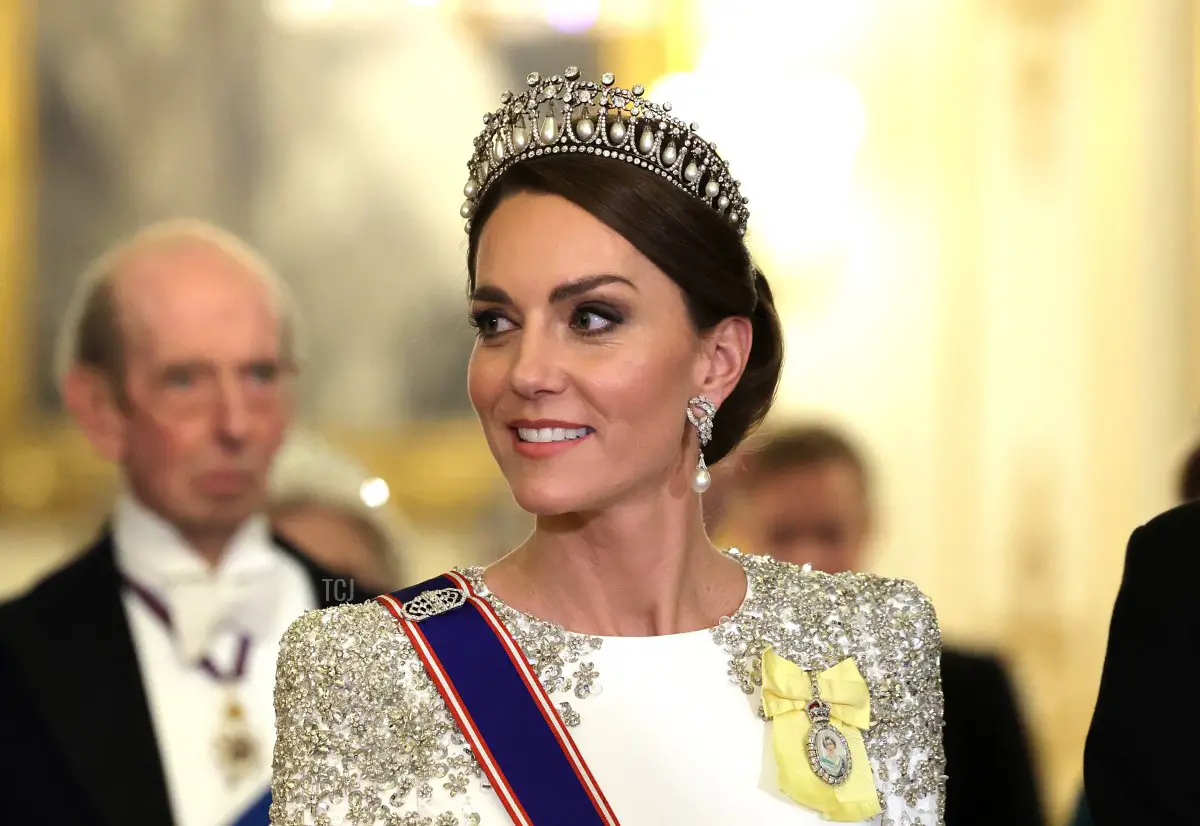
[113,492,315,826]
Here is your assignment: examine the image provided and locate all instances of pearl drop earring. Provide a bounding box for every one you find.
[686,395,716,493]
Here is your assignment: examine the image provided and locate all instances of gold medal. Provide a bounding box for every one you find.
[214,691,259,785]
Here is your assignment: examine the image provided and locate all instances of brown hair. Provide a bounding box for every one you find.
[742,424,871,499]
[74,278,127,390]
[466,154,784,464]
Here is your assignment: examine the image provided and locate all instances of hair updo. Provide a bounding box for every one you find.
[466,153,784,464]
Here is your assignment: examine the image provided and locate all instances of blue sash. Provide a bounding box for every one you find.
[229,788,271,826]
[377,573,620,826]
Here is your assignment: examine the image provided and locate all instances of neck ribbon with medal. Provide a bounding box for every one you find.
[760,648,883,821]
[123,577,259,785]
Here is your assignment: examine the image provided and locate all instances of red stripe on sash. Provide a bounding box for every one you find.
[444,571,621,825]
[375,593,534,826]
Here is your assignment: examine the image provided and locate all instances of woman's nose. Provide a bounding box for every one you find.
[507,326,567,399]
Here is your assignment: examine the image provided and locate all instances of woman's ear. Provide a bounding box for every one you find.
[62,366,127,463]
[694,315,753,409]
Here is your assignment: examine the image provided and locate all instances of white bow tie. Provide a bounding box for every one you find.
[159,569,281,666]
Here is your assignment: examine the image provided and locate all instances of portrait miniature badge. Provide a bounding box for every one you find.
[805,696,853,786]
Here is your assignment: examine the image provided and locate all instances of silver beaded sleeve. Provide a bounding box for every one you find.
[269,602,492,826]
[269,557,945,826]
[859,579,945,825]
[711,555,946,825]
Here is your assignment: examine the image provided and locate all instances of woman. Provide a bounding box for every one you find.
[270,68,944,826]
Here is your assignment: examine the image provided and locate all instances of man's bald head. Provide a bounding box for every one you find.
[55,219,300,397]
[58,220,300,562]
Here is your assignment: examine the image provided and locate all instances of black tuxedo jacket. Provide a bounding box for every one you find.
[0,529,366,826]
[1085,501,1199,824]
[941,648,1045,826]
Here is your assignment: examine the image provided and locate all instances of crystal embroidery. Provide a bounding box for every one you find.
[458,566,604,712]
[270,553,945,825]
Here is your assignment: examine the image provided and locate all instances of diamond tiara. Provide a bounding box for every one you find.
[460,67,749,238]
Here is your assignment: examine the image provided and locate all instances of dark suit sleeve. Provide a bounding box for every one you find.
[942,652,1045,826]
[976,660,1044,826]
[0,629,94,823]
[1085,515,1199,823]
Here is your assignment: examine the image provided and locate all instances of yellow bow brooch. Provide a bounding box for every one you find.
[761,648,881,822]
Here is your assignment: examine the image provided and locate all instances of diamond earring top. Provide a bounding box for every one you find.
[687,395,717,493]
[461,67,749,238]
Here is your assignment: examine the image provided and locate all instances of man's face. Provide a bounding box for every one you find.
[722,459,869,573]
[107,240,293,543]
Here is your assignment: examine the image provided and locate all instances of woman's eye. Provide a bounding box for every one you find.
[570,307,618,334]
[470,310,516,337]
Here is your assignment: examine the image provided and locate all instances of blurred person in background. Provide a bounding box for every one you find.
[1082,429,1200,824]
[267,427,411,597]
[712,424,1045,826]
[0,220,363,826]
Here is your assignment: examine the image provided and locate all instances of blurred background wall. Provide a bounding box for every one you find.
[0,1,1196,821]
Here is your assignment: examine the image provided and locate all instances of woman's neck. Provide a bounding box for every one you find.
[484,493,747,637]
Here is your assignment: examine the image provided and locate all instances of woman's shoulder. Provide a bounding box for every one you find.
[272,601,481,823]
[733,552,945,820]
[731,550,943,713]
[278,599,402,661]
[734,550,940,635]
[274,599,429,717]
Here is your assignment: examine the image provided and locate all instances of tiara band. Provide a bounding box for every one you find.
[460,67,749,238]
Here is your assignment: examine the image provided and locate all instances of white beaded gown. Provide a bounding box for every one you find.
[269,551,945,825]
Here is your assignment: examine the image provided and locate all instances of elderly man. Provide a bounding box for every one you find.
[0,221,362,826]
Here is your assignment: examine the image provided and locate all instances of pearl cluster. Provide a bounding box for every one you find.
[461,67,750,237]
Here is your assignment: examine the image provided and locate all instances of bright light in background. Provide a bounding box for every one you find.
[647,72,704,118]
[678,0,875,269]
[360,477,391,508]
[653,64,868,266]
[748,70,868,263]
[696,0,877,62]
[544,0,600,34]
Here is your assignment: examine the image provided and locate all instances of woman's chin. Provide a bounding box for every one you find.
[507,480,606,517]
[510,490,585,517]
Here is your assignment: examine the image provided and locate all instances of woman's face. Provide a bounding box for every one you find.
[468,191,714,516]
